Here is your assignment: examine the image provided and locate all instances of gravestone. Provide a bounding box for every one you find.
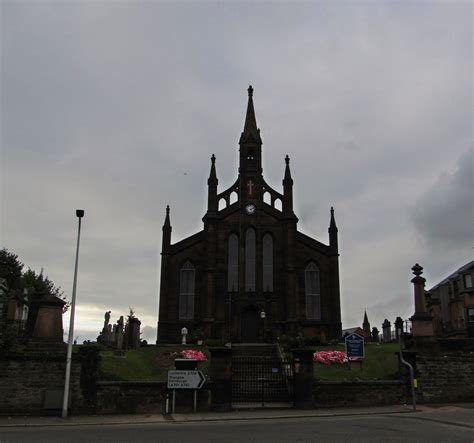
[382,319,391,342]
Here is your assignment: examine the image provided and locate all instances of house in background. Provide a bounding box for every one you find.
[425,261,474,338]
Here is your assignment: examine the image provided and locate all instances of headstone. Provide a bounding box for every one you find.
[409,263,435,342]
[394,317,404,340]
[371,327,379,342]
[31,294,66,343]
[382,319,391,342]
[126,316,141,349]
[116,316,124,351]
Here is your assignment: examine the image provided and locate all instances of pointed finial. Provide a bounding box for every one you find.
[211,154,216,164]
[248,85,253,97]
[163,204,171,229]
[331,206,334,215]
[285,154,290,164]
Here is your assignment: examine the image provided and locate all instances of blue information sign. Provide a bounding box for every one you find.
[345,333,364,360]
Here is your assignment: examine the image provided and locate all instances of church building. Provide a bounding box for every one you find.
[157,87,341,344]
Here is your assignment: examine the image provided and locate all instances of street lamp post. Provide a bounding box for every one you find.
[62,209,84,418]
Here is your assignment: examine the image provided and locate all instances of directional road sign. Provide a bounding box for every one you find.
[167,370,205,389]
[345,333,365,360]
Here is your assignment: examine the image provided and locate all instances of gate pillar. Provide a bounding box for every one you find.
[209,347,233,411]
[291,348,314,409]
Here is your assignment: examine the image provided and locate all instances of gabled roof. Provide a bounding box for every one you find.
[429,260,474,291]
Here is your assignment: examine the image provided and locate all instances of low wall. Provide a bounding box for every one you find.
[0,349,85,415]
[96,381,212,414]
[416,352,474,403]
[313,381,406,408]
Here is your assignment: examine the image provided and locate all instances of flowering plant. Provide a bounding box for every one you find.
[179,349,207,361]
[313,350,348,365]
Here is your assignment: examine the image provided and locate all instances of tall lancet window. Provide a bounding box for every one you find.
[227,234,239,292]
[262,233,273,292]
[305,262,321,320]
[245,228,256,292]
[179,261,195,320]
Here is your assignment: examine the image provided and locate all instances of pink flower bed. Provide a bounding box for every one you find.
[313,350,348,365]
[180,349,207,361]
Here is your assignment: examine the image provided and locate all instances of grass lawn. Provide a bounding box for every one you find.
[99,346,210,381]
[313,343,400,381]
[98,343,400,382]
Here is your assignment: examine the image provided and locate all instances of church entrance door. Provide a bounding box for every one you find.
[241,309,259,342]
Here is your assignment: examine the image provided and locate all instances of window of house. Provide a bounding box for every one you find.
[245,228,256,292]
[179,261,195,320]
[262,233,273,292]
[228,234,239,292]
[463,273,473,289]
[305,262,321,320]
[467,307,474,323]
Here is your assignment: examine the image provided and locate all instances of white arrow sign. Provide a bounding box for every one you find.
[167,370,205,389]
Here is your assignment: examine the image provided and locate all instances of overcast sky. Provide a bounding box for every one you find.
[1,1,472,342]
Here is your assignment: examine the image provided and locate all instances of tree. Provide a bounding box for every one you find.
[0,249,24,291]
[22,268,69,312]
[0,248,69,311]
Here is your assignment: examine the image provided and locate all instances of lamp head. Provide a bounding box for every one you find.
[76,209,85,218]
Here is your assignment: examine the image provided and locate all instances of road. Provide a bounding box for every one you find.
[1,412,473,443]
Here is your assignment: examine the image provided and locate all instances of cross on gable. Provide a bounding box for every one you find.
[247,180,254,196]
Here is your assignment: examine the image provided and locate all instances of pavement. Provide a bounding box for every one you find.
[0,403,473,429]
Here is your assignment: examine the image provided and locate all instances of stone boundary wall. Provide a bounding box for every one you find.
[0,350,84,415]
[313,381,406,408]
[416,352,474,403]
[96,381,212,414]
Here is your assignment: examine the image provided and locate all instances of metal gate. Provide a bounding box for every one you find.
[232,357,295,407]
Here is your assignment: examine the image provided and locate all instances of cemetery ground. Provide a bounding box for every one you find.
[97,343,399,382]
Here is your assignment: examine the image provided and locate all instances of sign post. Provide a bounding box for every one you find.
[345,333,364,370]
[167,370,205,413]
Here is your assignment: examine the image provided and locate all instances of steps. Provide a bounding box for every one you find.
[232,343,278,358]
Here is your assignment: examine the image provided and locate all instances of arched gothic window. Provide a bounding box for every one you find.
[305,262,321,320]
[179,261,195,320]
[245,228,256,292]
[262,233,273,292]
[228,234,239,292]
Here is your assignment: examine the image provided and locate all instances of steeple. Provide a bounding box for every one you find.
[363,310,371,336]
[207,154,218,214]
[282,155,294,214]
[241,85,260,140]
[328,206,338,251]
[162,205,171,252]
[239,85,262,175]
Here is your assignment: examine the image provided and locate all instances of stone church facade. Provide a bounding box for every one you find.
[157,87,341,344]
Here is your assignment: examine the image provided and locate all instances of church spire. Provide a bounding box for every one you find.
[162,205,172,252]
[207,154,218,214]
[239,85,262,145]
[363,310,371,335]
[328,206,338,252]
[242,85,259,138]
[239,85,262,175]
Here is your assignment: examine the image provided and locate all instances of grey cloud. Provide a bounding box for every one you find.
[1,1,472,336]
[412,149,473,252]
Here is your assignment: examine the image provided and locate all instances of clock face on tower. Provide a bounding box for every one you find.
[245,203,256,215]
